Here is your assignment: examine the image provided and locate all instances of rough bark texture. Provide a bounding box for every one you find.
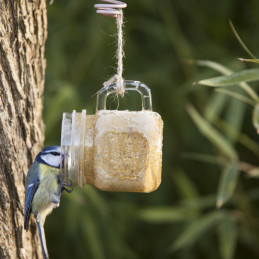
[0,0,47,258]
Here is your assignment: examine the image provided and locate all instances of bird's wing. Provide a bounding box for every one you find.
[24,167,40,231]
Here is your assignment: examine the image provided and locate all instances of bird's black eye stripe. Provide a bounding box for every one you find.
[51,152,60,156]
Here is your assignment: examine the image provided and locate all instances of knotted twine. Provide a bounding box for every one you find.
[103,9,125,95]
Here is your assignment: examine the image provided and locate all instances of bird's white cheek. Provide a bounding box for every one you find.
[41,154,61,168]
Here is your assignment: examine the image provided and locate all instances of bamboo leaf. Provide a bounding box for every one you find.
[182,152,227,166]
[186,105,238,160]
[238,58,259,64]
[188,59,232,75]
[172,168,199,200]
[191,59,259,102]
[224,96,246,144]
[215,118,259,156]
[138,207,194,223]
[229,20,257,59]
[82,213,106,259]
[180,195,216,210]
[217,163,239,208]
[252,104,259,134]
[82,185,110,214]
[140,196,217,224]
[169,211,226,252]
[218,217,238,259]
[196,68,259,87]
[215,89,254,106]
[205,92,229,122]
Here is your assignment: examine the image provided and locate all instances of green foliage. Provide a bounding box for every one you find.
[44,1,259,259]
[229,20,257,60]
[169,210,227,252]
[186,105,238,160]
[253,104,259,132]
[217,217,238,259]
[239,58,259,64]
[197,68,259,88]
[217,163,239,208]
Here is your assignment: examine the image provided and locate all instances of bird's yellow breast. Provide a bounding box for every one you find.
[39,163,60,179]
[32,164,60,215]
[39,163,60,195]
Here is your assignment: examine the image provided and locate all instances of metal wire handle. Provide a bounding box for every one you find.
[94,0,127,18]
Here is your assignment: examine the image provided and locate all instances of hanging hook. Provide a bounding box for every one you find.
[94,0,127,18]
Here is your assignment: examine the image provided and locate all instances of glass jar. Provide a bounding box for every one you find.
[61,81,163,192]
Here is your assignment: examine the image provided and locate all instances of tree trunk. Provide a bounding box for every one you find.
[0,0,47,258]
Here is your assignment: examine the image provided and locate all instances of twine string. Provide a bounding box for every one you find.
[103,9,125,95]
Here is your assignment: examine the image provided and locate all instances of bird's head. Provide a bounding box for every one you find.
[36,146,61,169]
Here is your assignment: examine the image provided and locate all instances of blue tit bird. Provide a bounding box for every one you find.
[24,146,73,259]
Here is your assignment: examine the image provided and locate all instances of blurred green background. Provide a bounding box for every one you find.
[44,0,259,258]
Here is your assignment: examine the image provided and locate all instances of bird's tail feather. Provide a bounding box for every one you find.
[37,220,49,259]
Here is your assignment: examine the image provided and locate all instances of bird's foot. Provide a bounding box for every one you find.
[62,185,73,193]
[57,174,73,194]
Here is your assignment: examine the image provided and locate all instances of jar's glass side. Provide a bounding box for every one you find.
[61,113,72,182]
[78,110,87,187]
[61,111,87,186]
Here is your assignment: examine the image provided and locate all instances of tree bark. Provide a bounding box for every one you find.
[0,0,47,258]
